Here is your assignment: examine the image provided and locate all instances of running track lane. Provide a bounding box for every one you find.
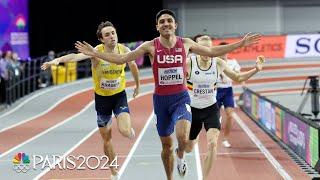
[197,108,309,180]
[0,77,154,156]
[0,90,93,154]
[236,109,309,179]
[0,72,306,152]
[1,68,314,178]
[41,93,153,179]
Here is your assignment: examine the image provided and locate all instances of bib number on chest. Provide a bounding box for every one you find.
[158,67,184,85]
[100,78,120,90]
[193,83,215,97]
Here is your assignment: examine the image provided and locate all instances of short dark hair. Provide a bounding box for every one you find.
[96,21,115,40]
[219,41,228,45]
[156,9,176,23]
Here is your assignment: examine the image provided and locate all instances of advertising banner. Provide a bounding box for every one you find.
[285,34,320,58]
[213,35,286,60]
[309,127,319,168]
[0,0,29,59]
[251,94,259,120]
[275,107,284,140]
[283,113,309,162]
[243,91,252,113]
[260,100,275,133]
[241,89,319,169]
[257,98,276,135]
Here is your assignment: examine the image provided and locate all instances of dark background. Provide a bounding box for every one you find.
[28,1,163,58]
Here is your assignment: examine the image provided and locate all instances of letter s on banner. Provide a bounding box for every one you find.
[285,34,320,58]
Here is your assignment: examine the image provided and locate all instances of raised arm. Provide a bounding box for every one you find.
[218,55,265,82]
[75,41,150,65]
[41,53,90,70]
[188,33,261,57]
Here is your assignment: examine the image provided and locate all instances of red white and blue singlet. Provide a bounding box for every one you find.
[152,37,191,137]
[152,37,187,95]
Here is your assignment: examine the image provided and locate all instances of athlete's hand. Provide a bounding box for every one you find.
[241,32,261,47]
[255,55,265,71]
[133,87,140,98]
[75,41,96,56]
[41,59,60,70]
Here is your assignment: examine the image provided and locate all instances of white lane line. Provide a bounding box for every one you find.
[1,84,153,161]
[0,87,92,133]
[0,78,91,119]
[0,76,153,132]
[0,101,94,159]
[83,150,261,159]
[233,113,292,180]
[0,150,263,162]
[194,143,203,180]
[34,91,154,180]
[0,74,152,119]
[34,127,99,180]
[118,111,155,179]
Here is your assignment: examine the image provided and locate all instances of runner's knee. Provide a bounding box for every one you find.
[119,127,131,137]
[185,141,194,153]
[162,142,173,154]
[177,134,188,147]
[176,129,189,144]
[99,128,112,144]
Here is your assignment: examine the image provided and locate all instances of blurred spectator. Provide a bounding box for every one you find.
[0,51,10,103]
[3,50,12,61]
[48,50,55,60]
[38,50,55,88]
[12,52,20,61]
[12,52,25,72]
[7,51,23,79]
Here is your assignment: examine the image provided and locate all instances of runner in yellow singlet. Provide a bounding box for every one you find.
[41,21,140,180]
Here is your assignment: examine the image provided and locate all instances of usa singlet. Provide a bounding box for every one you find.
[152,37,187,95]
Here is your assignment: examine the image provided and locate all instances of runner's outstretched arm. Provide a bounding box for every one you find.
[41,52,92,70]
[75,41,150,65]
[188,32,261,57]
[219,55,265,82]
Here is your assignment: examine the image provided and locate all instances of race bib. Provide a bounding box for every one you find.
[100,78,120,90]
[158,67,184,85]
[193,83,215,97]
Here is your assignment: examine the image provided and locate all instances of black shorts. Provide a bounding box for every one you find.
[95,90,130,127]
[189,103,220,140]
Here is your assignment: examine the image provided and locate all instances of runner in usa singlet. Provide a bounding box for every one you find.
[152,37,187,95]
[151,37,191,137]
